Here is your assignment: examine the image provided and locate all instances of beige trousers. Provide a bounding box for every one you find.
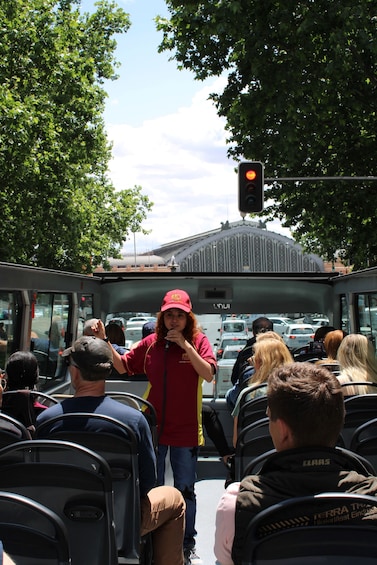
[141,485,186,565]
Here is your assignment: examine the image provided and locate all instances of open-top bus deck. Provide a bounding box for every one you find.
[2,262,377,562]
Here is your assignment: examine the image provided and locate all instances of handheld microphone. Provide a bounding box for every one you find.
[165,339,170,349]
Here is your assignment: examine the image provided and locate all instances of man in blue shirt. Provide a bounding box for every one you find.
[37,335,185,565]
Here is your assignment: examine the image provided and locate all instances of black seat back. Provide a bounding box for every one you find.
[318,363,340,375]
[341,382,377,396]
[0,490,70,565]
[2,390,59,426]
[238,392,268,431]
[343,392,377,447]
[350,417,377,470]
[1,391,37,430]
[242,492,377,565]
[0,412,32,446]
[241,448,277,477]
[235,417,274,481]
[0,439,117,565]
[35,412,143,562]
[106,391,158,449]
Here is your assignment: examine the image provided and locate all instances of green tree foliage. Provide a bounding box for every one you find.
[0,0,152,273]
[157,1,377,268]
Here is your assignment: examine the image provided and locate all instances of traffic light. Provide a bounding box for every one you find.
[238,161,264,213]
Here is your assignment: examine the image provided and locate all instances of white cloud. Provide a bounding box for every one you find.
[106,78,291,254]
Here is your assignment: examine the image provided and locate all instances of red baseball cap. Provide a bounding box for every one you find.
[161,289,192,313]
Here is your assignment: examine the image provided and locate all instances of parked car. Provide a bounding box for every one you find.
[311,317,330,329]
[124,320,146,344]
[282,324,315,350]
[214,336,248,360]
[220,318,248,337]
[268,316,294,336]
[127,316,156,324]
[302,314,330,328]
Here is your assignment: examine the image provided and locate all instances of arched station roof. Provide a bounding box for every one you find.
[152,220,324,272]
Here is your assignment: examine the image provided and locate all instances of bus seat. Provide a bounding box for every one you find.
[0,439,117,565]
[0,490,70,565]
[237,393,268,432]
[241,492,377,565]
[350,417,377,472]
[105,391,158,450]
[235,417,274,481]
[35,413,150,564]
[0,412,32,447]
[342,392,377,447]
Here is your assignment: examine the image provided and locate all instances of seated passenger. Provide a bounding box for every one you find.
[226,317,273,412]
[231,337,292,447]
[214,362,377,565]
[2,351,46,432]
[36,335,185,565]
[292,325,335,360]
[316,329,345,368]
[337,333,377,395]
[105,321,128,354]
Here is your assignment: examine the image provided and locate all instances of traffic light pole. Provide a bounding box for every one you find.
[264,176,377,182]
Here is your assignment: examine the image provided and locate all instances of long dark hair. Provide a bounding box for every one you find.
[5,351,39,390]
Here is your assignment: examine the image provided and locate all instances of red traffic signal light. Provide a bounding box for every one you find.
[238,161,264,213]
[245,169,257,181]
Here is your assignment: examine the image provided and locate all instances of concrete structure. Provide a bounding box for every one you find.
[98,220,325,273]
[150,220,324,273]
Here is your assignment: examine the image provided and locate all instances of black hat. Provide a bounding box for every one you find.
[62,336,113,373]
[142,321,156,339]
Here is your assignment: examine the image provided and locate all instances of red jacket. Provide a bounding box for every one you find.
[122,333,216,446]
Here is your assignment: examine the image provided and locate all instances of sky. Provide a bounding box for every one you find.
[82,0,291,255]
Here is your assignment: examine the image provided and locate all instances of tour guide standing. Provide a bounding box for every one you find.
[93,289,217,565]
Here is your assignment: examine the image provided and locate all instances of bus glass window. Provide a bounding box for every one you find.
[31,293,69,385]
[0,292,15,370]
[77,294,94,337]
[340,294,350,335]
[357,293,377,350]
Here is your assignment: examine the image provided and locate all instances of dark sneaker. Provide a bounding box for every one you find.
[183,547,191,565]
[184,547,203,565]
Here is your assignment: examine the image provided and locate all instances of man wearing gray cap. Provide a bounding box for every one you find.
[36,335,185,565]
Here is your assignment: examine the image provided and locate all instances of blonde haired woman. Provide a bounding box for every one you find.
[337,333,377,395]
[232,338,292,445]
[254,330,285,344]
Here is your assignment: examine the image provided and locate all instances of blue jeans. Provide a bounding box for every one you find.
[225,384,243,412]
[157,444,198,549]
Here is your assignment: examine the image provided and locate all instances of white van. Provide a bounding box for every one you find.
[220,318,248,337]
